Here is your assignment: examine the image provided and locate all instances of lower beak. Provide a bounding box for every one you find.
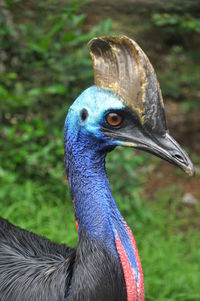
[122,132,195,176]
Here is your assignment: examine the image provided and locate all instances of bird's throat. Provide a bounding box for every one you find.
[65,135,144,301]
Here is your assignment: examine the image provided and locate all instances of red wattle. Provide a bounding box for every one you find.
[116,232,137,301]
[75,218,79,231]
[125,225,145,301]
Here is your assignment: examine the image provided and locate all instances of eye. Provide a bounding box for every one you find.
[106,112,123,127]
[80,109,88,121]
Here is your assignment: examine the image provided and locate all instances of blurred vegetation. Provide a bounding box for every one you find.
[151,11,200,104]
[0,1,200,300]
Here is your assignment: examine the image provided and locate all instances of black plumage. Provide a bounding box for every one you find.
[0,217,75,301]
[0,217,126,301]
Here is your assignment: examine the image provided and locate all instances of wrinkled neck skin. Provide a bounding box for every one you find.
[64,119,144,301]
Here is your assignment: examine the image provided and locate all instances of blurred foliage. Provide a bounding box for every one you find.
[153,13,200,34]
[151,11,200,105]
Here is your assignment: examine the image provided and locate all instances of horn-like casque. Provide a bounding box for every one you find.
[88,36,167,135]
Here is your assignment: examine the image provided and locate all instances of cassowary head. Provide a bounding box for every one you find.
[65,36,194,176]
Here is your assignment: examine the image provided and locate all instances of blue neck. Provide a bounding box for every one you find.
[65,130,139,281]
[66,132,115,250]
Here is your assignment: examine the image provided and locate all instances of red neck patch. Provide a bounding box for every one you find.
[115,228,144,301]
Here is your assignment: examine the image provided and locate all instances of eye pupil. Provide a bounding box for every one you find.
[106,112,122,127]
[112,116,118,122]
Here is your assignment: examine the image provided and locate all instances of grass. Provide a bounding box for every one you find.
[140,191,200,301]
[0,147,199,300]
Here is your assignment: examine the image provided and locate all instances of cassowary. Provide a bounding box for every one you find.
[0,36,194,301]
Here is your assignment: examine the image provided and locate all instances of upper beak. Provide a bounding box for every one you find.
[122,131,195,176]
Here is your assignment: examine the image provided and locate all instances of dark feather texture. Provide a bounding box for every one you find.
[0,217,75,301]
[68,231,127,301]
[0,218,127,301]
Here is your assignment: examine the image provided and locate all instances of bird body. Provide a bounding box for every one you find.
[0,36,194,301]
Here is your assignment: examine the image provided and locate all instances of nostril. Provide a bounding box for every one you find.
[172,153,185,163]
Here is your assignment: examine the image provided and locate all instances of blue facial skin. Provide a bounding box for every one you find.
[64,86,139,282]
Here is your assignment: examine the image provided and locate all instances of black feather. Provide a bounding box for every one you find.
[0,218,127,301]
[0,217,75,301]
[67,231,127,301]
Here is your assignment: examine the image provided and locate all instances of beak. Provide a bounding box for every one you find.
[121,131,195,176]
[102,108,194,176]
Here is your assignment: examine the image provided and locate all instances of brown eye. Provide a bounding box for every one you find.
[106,112,123,127]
